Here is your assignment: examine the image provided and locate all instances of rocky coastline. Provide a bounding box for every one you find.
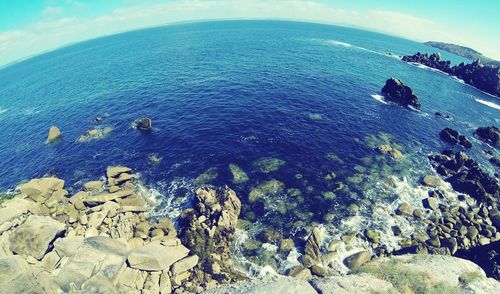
[402,52,500,98]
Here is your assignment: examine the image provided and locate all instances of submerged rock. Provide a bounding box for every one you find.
[229,164,249,184]
[194,167,218,185]
[248,180,284,202]
[78,126,112,142]
[46,126,62,144]
[475,126,500,147]
[343,251,371,269]
[381,78,421,109]
[253,157,285,173]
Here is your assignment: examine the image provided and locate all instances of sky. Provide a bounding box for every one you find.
[0,0,499,66]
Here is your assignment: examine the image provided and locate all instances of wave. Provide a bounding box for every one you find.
[450,76,465,84]
[475,99,500,110]
[370,94,388,104]
[0,107,7,115]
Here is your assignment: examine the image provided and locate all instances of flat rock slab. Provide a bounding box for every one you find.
[202,276,318,294]
[128,239,189,271]
[84,190,134,206]
[9,215,65,260]
[56,236,127,292]
[0,255,41,293]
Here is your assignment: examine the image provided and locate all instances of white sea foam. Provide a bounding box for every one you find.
[370,94,388,104]
[327,40,352,47]
[23,107,40,116]
[145,177,195,223]
[0,107,7,115]
[450,76,465,84]
[475,99,500,110]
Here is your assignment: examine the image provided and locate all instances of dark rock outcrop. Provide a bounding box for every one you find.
[439,128,472,148]
[428,150,499,206]
[135,118,152,132]
[179,186,244,286]
[435,112,453,120]
[402,52,500,98]
[381,78,421,109]
[475,126,500,147]
[455,240,500,280]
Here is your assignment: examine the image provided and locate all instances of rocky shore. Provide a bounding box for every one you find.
[0,167,241,293]
[402,52,500,98]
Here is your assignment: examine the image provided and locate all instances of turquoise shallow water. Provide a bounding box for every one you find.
[0,21,498,254]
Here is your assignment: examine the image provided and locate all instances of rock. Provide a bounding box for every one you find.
[171,255,199,276]
[9,214,65,260]
[85,227,99,238]
[16,177,65,202]
[83,190,134,206]
[54,236,85,257]
[396,202,413,216]
[381,78,421,109]
[127,239,189,271]
[106,166,132,179]
[467,227,479,240]
[435,112,453,120]
[118,267,147,289]
[327,240,341,252]
[56,236,127,291]
[0,255,40,293]
[46,126,62,143]
[475,126,499,147]
[455,240,500,280]
[422,197,439,210]
[439,128,473,149]
[135,117,152,132]
[422,175,444,188]
[229,163,249,184]
[280,238,295,252]
[304,227,321,260]
[160,270,172,294]
[41,250,61,272]
[179,186,242,285]
[288,265,313,280]
[343,251,371,269]
[84,181,103,192]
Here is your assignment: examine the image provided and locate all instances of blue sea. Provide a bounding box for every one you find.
[0,20,498,272]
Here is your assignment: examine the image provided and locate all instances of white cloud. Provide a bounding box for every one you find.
[42,6,64,17]
[0,0,498,66]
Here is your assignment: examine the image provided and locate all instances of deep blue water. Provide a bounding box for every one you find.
[0,21,499,240]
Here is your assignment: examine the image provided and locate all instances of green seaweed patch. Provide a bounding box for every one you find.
[248,179,285,202]
[193,167,218,185]
[0,192,15,205]
[253,157,286,173]
[354,165,367,173]
[229,164,249,184]
[308,113,323,121]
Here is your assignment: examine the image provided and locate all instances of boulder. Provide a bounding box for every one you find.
[395,202,413,216]
[439,128,472,148]
[135,118,152,132]
[16,177,65,202]
[422,197,439,210]
[421,175,444,187]
[171,255,199,276]
[9,214,65,260]
[128,239,189,271]
[304,227,322,260]
[106,166,132,179]
[343,251,371,269]
[475,126,500,147]
[83,190,134,206]
[381,78,421,109]
[46,126,62,143]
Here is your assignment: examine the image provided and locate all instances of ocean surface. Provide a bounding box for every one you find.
[0,20,498,273]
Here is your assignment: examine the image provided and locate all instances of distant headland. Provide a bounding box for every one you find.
[424,41,500,67]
